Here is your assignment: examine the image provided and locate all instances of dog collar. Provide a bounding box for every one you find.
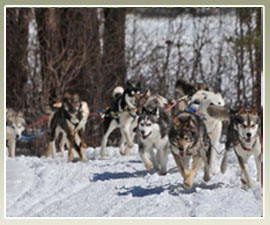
[188,107,206,119]
[239,139,257,151]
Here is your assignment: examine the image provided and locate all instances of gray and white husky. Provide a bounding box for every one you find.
[6,108,26,157]
[137,105,171,175]
[207,105,261,189]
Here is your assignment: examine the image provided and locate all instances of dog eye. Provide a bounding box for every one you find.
[12,125,15,129]
[210,103,214,106]
[242,124,247,128]
[218,102,221,105]
[184,137,189,141]
[146,123,151,127]
[140,123,144,127]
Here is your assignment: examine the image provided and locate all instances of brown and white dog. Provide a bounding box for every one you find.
[45,92,89,162]
[6,108,26,157]
[207,105,261,188]
[169,111,211,189]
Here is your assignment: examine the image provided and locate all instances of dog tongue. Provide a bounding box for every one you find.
[180,151,185,157]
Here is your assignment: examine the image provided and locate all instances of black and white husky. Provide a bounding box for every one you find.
[137,105,171,175]
[100,81,141,158]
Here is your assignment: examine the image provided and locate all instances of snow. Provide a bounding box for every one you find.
[6,145,261,217]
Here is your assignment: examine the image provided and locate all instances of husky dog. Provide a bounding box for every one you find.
[138,89,169,111]
[6,108,26,157]
[137,106,171,175]
[175,79,209,99]
[207,105,261,188]
[169,111,211,189]
[45,92,88,162]
[56,100,89,158]
[188,90,225,175]
[100,81,141,158]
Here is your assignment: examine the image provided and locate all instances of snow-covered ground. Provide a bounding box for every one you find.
[6,145,261,217]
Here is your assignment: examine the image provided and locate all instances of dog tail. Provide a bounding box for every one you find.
[113,86,124,100]
[206,105,230,121]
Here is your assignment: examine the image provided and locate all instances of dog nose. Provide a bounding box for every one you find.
[194,99,200,105]
[179,147,184,152]
[246,132,252,138]
[141,130,145,135]
[16,134,20,139]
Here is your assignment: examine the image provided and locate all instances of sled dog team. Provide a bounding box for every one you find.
[6,80,262,189]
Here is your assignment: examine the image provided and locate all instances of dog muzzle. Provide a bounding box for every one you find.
[142,131,152,140]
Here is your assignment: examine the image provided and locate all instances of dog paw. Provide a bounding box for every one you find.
[127,142,134,149]
[203,174,211,182]
[241,178,247,185]
[159,171,167,176]
[145,162,153,170]
[184,181,192,189]
[81,157,88,163]
[81,143,88,149]
[119,149,127,156]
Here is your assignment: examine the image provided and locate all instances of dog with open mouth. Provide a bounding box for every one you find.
[169,111,211,189]
[137,105,171,175]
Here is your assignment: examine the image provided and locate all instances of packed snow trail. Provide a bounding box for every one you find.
[6,146,261,217]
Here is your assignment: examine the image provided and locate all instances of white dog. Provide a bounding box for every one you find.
[189,90,225,175]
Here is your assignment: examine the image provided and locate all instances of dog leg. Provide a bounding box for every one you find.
[51,141,57,158]
[69,134,88,162]
[172,153,189,181]
[119,136,128,156]
[121,119,134,149]
[59,133,67,157]
[100,120,118,158]
[220,150,229,174]
[157,143,169,175]
[149,148,159,171]
[9,139,16,158]
[139,143,153,170]
[236,154,253,188]
[184,155,201,189]
[201,150,211,182]
[77,129,88,149]
[255,153,262,183]
[68,147,74,162]
[45,141,53,157]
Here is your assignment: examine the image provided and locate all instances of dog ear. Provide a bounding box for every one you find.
[153,107,160,118]
[250,108,257,116]
[143,89,151,97]
[234,114,244,124]
[17,111,24,118]
[126,80,133,88]
[173,117,181,128]
[239,107,246,114]
[6,120,12,126]
[136,81,141,90]
[141,106,147,114]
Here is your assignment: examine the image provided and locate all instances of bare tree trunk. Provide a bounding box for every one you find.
[103,8,126,100]
[255,8,262,112]
[6,8,30,110]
